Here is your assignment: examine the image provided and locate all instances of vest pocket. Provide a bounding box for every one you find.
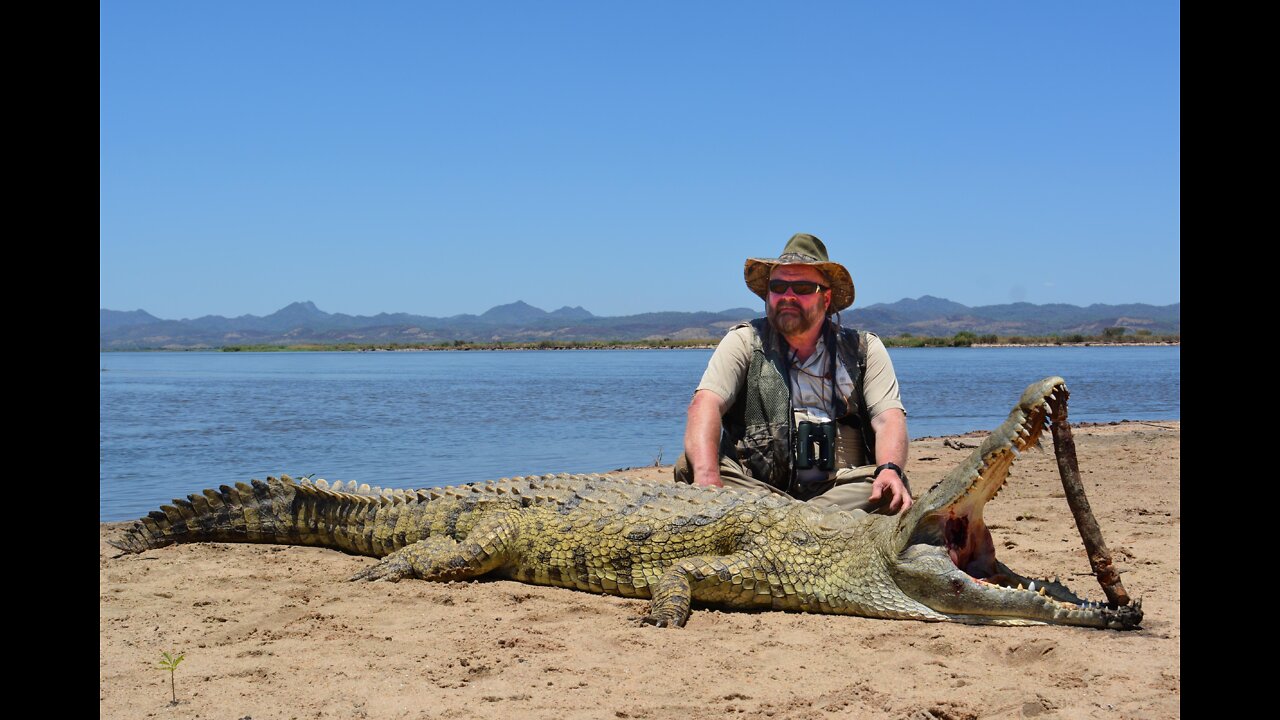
[738,423,789,487]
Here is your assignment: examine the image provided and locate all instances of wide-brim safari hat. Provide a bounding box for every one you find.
[744,233,855,313]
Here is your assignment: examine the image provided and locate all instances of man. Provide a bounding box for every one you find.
[674,233,912,514]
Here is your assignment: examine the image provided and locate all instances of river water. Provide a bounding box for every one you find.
[99,346,1179,520]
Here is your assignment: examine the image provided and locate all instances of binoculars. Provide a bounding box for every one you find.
[795,420,837,471]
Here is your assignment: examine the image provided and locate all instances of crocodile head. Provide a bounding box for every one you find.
[888,377,1143,629]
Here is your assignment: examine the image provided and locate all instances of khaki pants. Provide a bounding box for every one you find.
[673,452,909,514]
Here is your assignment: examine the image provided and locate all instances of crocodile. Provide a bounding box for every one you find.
[109,376,1142,630]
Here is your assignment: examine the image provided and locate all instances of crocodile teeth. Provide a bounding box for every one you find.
[1038,587,1047,596]
[1027,581,1036,592]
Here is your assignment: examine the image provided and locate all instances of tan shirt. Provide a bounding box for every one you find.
[695,324,906,482]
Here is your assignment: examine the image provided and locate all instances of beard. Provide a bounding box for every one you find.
[767,298,824,337]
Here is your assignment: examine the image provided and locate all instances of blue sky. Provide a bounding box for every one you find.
[101,2,1179,320]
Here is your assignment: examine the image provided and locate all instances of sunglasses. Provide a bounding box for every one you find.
[768,279,828,296]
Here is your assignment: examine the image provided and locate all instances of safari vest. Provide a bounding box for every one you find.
[719,318,874,493]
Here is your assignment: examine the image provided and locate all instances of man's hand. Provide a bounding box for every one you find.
[867,469,911,513]
[695,474,724,489]
[869,408,911,514]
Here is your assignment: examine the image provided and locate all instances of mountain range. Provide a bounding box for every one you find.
[99,297,1180,350]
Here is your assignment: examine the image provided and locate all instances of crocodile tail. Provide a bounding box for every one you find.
[107,475,432,558]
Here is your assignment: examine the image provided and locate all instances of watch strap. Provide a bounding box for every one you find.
[872,462,904,479]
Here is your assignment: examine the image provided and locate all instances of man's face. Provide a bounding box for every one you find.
[766,265,831,337]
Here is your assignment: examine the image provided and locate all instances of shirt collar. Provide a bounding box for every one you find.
[788,334,828,371]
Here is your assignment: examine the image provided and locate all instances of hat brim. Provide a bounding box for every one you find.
[745,258,855,313]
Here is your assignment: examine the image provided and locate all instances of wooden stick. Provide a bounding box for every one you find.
[1047,390,1131,606]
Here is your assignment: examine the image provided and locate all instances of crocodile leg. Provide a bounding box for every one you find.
[349,512,517,583]
[642,552,762,628]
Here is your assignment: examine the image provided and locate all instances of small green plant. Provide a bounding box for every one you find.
[157,650,185,705]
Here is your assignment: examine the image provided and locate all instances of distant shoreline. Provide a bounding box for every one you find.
[969,341,1179,348]
[100,339,1180,353]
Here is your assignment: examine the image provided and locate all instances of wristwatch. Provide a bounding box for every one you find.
[872,462,904,479]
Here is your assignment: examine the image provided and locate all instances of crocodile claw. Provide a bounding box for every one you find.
[349,555,415,583]
[640,614,686,629]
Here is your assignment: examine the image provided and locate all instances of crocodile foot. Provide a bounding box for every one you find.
[640,608,689,628]
[349,554,416,582]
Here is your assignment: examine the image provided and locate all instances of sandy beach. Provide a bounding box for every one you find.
[100,420,1179,719]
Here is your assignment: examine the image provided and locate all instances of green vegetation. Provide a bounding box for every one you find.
[881,333,983,348]
[879,331,1178,348]
[210,331,1179,352]
[219,338,721,352]
[157,650,185,705]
